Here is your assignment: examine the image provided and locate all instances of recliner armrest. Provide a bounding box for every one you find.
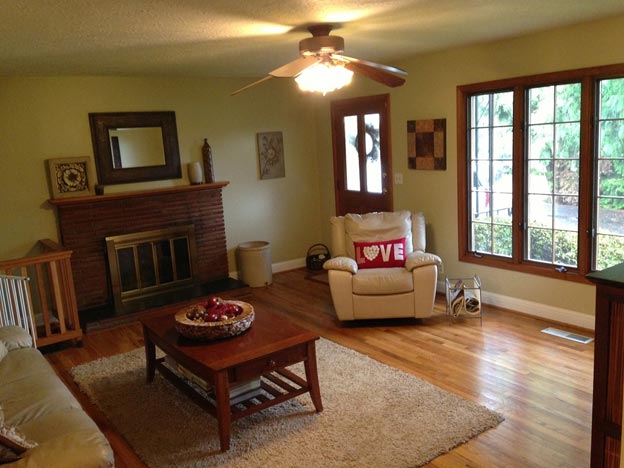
[323,256,358,274]
[405,251,442,272]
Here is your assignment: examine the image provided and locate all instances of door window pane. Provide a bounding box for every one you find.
[344,115,360,191]
[364,113,382,194]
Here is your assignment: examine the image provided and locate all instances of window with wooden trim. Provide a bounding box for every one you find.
[457,64,624,281]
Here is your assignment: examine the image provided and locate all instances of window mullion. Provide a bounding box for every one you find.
[513,86,525,264]
[488,94,495,252]
[551,90,557,265]
[357,115,367,192]
[577,75,595,274]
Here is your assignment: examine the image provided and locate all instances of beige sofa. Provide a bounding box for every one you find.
[324,211,442,321]
[0,326,114,467]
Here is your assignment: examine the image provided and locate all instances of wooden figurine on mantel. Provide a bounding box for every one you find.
[202,138,215,183]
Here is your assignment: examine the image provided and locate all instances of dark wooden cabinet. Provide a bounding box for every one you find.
[587,262,624,468]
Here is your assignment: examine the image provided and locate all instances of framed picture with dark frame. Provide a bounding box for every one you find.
[46,156,96,199]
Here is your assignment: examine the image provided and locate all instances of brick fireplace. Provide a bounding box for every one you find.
[48,183,229,315]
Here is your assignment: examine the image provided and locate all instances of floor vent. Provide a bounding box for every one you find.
[541,327,593,344]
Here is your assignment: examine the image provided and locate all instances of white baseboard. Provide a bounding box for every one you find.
[273,257,306,273]
[230,265,595,331]
[229,257,306,281]
[437,281,595,330]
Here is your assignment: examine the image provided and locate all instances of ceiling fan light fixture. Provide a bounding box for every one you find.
[231,24,406,96]
[295,62,353,95]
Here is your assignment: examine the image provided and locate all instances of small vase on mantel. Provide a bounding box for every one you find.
[202,138,215,184]
[188,161,203,185]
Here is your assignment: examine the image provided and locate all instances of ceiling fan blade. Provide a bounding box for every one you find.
[336,55,407,76]
[230,75,273,96]
[344,61,406,88]
[269,56,320,77]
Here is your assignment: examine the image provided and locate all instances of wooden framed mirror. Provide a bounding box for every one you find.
[89,111,181,185]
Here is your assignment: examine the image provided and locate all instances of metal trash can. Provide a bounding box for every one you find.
[236,241,272,287]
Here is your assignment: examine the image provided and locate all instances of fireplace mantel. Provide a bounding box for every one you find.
[48,181,229,206]
[48,182,230,314]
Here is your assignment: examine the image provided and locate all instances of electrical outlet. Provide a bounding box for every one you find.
[394,172,403,184]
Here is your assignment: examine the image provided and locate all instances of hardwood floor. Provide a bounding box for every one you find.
[45,268,595,467]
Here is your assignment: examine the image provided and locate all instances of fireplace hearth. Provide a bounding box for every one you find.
[48,183,241,321]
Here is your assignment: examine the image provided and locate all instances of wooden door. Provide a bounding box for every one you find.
[331,94,393,216]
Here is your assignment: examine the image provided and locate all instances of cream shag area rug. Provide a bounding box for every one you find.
[71,339,503,467]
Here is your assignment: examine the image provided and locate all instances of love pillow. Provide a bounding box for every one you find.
[353,237,406,269]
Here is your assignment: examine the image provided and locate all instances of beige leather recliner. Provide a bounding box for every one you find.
[323,211,442,321]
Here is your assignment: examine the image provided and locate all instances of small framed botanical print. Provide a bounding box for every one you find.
[46,156,96,199]
[257,131,285,179]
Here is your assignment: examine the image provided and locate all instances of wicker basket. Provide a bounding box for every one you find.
[174,300,255,341]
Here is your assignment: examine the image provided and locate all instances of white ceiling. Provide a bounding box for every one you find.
[2,0,624,78]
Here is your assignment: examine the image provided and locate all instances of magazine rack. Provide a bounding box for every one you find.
[445,275,482,325]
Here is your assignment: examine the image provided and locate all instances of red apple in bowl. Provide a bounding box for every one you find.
[206,312,220,322]
[206,296,222,309]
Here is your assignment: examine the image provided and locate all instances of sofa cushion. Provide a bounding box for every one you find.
[354,238,406,269]
[0,340,7,363]
[0,348,81,427]
[344,211,413,259]
[0,326,32,351]
[17,408,114,468]
[352,267,414,295]
[0,335,114,467]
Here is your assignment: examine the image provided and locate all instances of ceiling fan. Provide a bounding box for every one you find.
[231,24,407,95]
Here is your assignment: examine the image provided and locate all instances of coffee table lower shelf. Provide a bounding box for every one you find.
[154,357,313,423]
[141,310,322,452]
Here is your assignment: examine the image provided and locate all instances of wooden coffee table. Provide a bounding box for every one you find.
[140,307,323,452]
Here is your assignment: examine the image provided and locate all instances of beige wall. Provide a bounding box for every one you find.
[2,14,624,318]
[316,14,624,317]
[0,76,322,271]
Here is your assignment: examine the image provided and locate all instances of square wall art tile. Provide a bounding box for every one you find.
[407,118,446,170]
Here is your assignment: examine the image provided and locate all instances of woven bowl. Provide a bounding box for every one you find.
[174,300,254,341]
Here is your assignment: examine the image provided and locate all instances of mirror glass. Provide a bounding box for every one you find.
[109,127,166,169]
[89,111,181,185]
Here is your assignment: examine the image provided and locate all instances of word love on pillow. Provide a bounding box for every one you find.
[353,238,406,269]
